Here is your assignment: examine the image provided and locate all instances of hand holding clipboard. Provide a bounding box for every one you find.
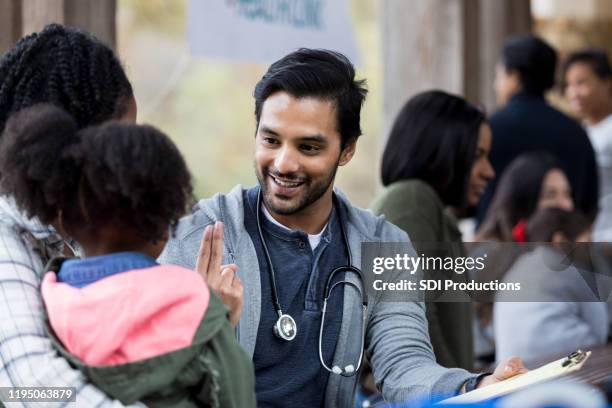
[442,350,591,404]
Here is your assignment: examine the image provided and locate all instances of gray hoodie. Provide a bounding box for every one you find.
[159,185,475,406]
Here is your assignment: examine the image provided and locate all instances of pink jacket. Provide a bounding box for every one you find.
[41,265,209,366]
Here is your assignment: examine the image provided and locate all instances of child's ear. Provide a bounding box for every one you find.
[552,231,567,243]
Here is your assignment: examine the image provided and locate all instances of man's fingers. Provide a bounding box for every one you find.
[220,263,238,274]
[218,271,243,328]
[219,267,236,294]
[496,357,527,380]
[233,276,244,298]
[208,222,224,277]
[195,225,213,278]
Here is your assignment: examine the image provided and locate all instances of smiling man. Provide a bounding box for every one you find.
[160,49,525,407]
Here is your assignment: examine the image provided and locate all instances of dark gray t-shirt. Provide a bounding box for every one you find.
[243,187,346,407]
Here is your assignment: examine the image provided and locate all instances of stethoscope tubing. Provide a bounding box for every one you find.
[256,189,368,376]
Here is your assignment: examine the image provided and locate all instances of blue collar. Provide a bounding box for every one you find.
[58,251,158,288]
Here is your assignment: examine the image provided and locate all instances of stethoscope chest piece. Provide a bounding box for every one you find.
[273,313,297,341]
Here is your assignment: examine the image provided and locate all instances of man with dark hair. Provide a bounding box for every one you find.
[476,35,599,226]
[564,49,612,239]
[161,48,524,407]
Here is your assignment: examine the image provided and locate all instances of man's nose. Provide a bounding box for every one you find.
[274,146,300,174]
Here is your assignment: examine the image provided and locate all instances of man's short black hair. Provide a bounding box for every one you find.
[501,34,557,95]
[562,48,612,82]
[254,48,367,148]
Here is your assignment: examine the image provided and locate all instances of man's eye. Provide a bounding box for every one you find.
[264,138,279,145]
[301,144,320,152]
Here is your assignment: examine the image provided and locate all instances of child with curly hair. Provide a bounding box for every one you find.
[0,104,255,407]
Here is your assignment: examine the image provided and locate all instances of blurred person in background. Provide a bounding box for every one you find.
[372,90,494,371]
[563,49,612,241]
[475,34,598,226]
[474,152,574,363]
[0,24,144,407]
[494,208,607,363]
[478,152,574,242]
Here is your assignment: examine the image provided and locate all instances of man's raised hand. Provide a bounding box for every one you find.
[196,221,243,327]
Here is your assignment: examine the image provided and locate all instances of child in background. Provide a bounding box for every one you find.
[0,104,256,407]
[494,208,608,364]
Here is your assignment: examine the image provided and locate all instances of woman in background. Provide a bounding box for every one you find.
[478,152,574,242]
[474,152,574,363]
[494,208,607,363]
[372,90,495,370]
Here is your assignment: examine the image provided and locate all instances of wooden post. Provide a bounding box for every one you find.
[21,0,65,36]
[18,0,116,48]
[381,0,465,139]
[65,0,116,47]
[0,0,22,55]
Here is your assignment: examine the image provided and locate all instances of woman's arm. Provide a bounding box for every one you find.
[0,223,138,407]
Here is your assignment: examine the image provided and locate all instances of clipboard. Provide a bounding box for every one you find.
[441,350,591,404]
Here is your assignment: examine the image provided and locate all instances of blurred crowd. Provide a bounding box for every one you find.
[373,33,612,379]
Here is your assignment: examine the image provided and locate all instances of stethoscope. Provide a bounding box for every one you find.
[256,190,368,377]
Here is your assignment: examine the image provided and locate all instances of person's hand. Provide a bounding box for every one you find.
[472,357,528,391]
[196,221,243,327]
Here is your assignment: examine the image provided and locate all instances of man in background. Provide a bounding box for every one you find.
[476,34,598,226]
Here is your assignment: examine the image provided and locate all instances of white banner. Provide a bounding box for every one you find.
[187,0,360,64]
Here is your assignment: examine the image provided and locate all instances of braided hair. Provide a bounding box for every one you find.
[0,23,133,132]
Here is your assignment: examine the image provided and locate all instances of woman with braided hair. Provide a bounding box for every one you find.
[0,24,140,406]
[0,23,136,129]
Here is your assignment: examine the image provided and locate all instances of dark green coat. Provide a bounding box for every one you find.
[372,179,474,370]
[44,259,256,408]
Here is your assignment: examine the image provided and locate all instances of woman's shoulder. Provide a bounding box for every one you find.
[372,179,444,214]
[0,196,53,267]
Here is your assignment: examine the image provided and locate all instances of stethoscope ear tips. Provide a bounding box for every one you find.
[331,365,355,375]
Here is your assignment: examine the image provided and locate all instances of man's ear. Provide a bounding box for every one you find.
[508,69,522,92]
[339,138,357,166]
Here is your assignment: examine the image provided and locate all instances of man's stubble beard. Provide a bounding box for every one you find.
[255,160,340,216]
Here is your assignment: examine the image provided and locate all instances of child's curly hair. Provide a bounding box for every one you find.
[0,104,193,242]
